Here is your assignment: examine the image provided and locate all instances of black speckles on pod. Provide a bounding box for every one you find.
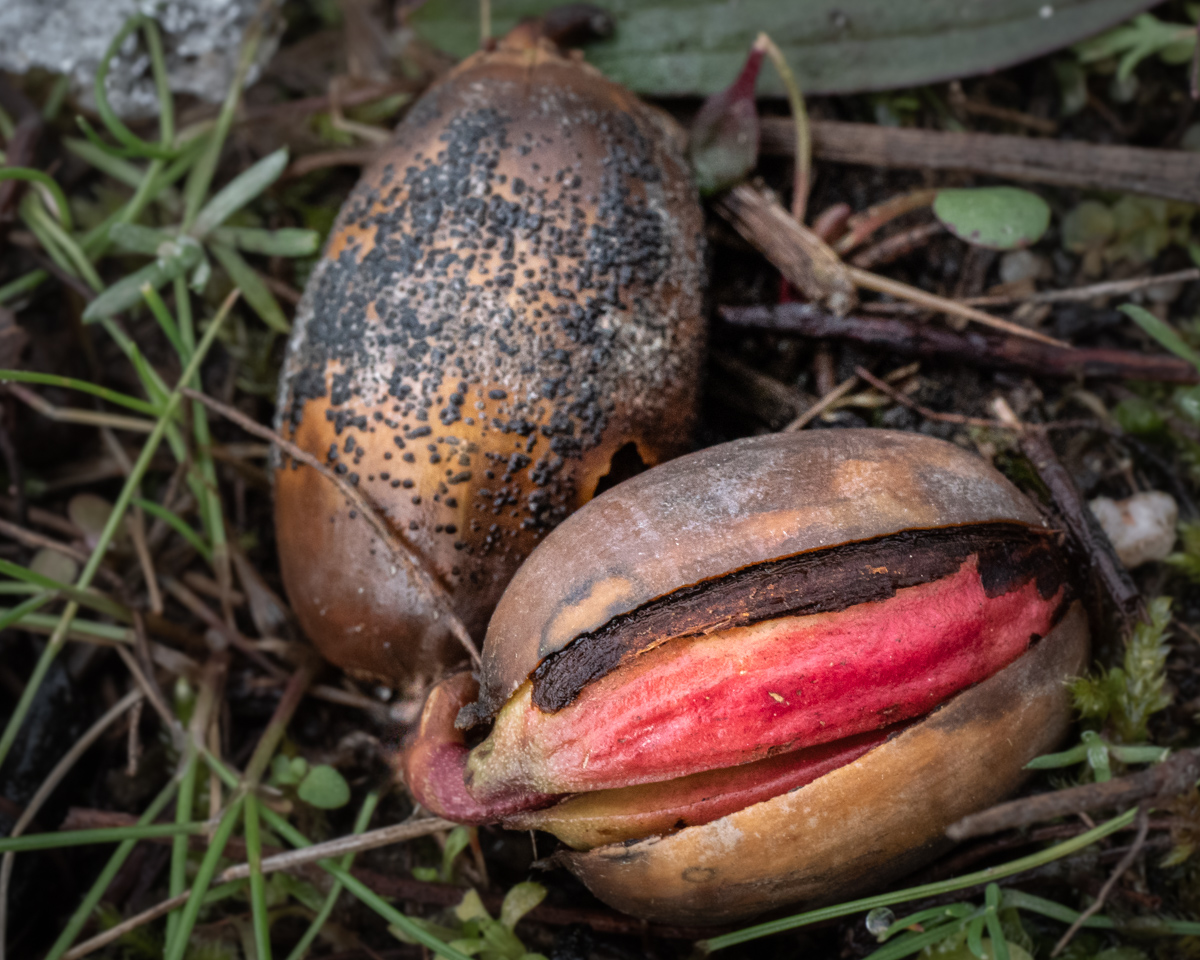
[273,31,705,689]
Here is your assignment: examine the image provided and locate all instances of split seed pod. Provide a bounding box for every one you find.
[274,28,705,687]
[403,430,1089,924]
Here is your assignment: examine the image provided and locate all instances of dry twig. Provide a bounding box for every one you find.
[1052,807,1151,956]
[947,748,1200,840]
[718,304,1200,384]
[761,118,1200,204]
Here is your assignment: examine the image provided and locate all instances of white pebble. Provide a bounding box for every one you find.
[1089,491,1178,569]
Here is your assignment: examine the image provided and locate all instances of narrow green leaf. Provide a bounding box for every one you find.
[109,222,173,256]
[210,240,291,333]
[82,241,203,322]
[1119,304,1200,371]
[191,148,289,238]
[0,558,128,621]
[1024,743,1089,769]
[0,370,158,415]
[132,498,213,561]
[0,821,206,853]
[63,138,146,189]
[0,168,74,231]
[213,225,320,257]
[697,810,1137,952]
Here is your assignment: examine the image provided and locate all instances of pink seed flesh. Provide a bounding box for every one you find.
[477,555,1063,797]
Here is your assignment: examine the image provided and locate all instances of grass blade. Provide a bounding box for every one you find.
[1119,304,1200,370]
[698,809,1138,952]
[191,148,288,239]
[210,240,290,333]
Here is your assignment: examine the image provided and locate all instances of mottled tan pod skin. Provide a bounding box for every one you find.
[560,602,1088,925]
[274,34,705,688]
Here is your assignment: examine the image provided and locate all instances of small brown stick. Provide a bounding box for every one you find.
[966,268,1200,307]
[761,118,1200,204]
[846,265,1067,347]
[0,516,124,589]
[61,891,189,959]
[718,304,1200,384]
[1051,806,1151,956]
[784,375,858,430]
[1013,424,1142,618]
[950,87,1059,135]
[114,643,181,750]
[126,510,163,615]
[849,221,944,270]
[181,386,482,667]
[947,748,1200,840]
[160,576,286,678]
[833,189,939,255]
[284,147,384,179]
[4,382,155,433]
[853,366,1002,428]
[217,816,458,883]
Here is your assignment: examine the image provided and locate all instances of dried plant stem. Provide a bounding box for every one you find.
[948,748,1200,840]
[181,386,482,667]
[784,375,859,430]
[5,381,155,432]
[127,508,164,614]
[0,689,143,960]
[63,891,190,960]
[845,265,1066,347]
[219,815,458,883]
[1051,807,1151,956]
[853,366,1004,428]
[754,33,809,221]
[833,189,938,255]
[965,267,1200,307]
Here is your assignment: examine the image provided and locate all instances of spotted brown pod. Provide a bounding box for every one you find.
[273,30,705,688]
[403,430,1089,924]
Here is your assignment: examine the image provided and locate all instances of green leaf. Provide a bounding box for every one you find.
[82,239,203,322]
[1112,395,1165,434]
[933,187,1050,250]
[1075,12,1196,81]
[1061,199,1115,253]
[132,498,213,562]
[297,764,350,809]
[455,889,491,924]
[412,0,1157,97]
[191,148,288,239]
[212,226,320,257]
[109,222,173,256]
[1119,304,1200,371]
[209,240,291,334]
[500,882,546,931]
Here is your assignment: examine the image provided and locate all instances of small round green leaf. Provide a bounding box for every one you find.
[933,187,1050,250]
[297,764,350,809]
